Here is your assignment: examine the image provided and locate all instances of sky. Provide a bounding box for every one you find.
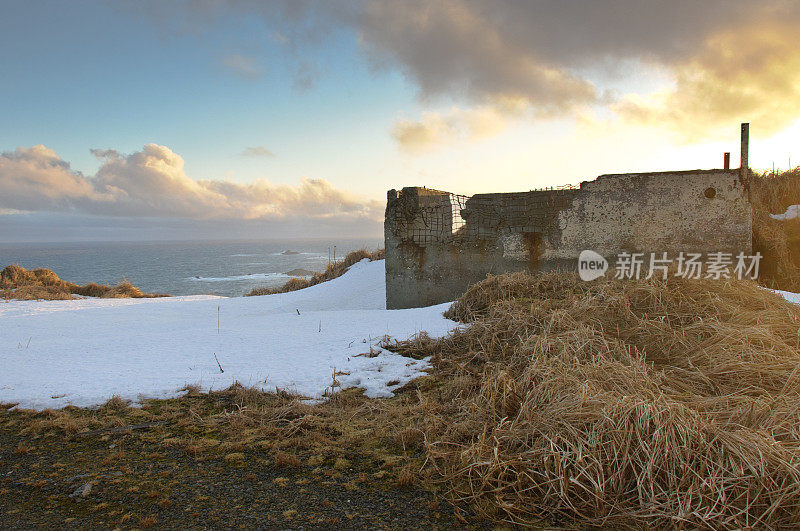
[2,0,800,242]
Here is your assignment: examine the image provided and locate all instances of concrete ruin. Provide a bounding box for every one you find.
[385,126,753,309]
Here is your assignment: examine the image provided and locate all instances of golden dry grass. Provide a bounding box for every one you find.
[6,240,800,527]
[0,264,167,300]
[392,271,800,528]
[11,264,800,528]
[246,249,384,296]
[273,451,302,468]
[751,167,800,291]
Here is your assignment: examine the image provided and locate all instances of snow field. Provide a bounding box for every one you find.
[0,259,457,409]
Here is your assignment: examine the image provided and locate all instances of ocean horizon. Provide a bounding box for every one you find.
[0,238,384,298]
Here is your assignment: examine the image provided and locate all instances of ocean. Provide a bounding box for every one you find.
[0,239,383,298]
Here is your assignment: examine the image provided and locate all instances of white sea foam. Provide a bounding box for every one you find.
[187,273,288,282]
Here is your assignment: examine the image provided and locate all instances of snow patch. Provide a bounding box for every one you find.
[0,260,457,410]
[770,204,800,220]
[772,288,800,305]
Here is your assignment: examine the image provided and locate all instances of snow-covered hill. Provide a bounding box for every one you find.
[0,259,457,409]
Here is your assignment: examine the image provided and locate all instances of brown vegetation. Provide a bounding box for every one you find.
[751,167,800,291]
[8,268,800,527]
[11,269,800,528]
[10,381,432,492]
[0,264,167,301]
[391,270,800,528]
[246,248,384,296]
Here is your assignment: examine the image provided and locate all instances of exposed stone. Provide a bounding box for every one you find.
[69,481,95,498]
[285,268,317,277]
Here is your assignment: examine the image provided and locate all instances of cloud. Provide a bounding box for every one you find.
[220,54,262,78]
[240,146,275,158]
[0,144,381,222]
[358,0,598,112]
[291,60,319,93]
[354,0,766,99]
[128,1,800,143]
[613,20,800,140]
[0,145,110,212]
[360,1,800,144]
[392,101,523,153]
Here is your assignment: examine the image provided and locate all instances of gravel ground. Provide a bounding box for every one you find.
[0,415,456,529]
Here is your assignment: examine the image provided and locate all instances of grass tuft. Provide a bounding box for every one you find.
[273,451,302,468]
[102,395,131,412]
[138,515,158,528]
[0,264,167,301]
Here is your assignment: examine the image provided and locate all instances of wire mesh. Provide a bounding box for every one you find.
[392,186,578,245]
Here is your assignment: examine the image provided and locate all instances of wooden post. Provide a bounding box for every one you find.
[724,152,730,170]
[740,123,749,182]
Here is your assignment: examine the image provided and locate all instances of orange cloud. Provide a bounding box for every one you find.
[391,99,530,153]
[614,21,800,140]
[0,144,381,222]
[365,2,800,146]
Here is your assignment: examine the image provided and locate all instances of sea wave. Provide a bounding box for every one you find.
[186,273,289,282]
[269,251,325,256]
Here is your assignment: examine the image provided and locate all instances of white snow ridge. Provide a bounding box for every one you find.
[0,259,457,410]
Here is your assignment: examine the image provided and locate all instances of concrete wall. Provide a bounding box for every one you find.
[385,170,752,309]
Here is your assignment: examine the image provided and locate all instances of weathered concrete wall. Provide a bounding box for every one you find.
[385,170,752,309]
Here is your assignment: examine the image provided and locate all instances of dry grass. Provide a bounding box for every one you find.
[751,167,800,291]
[0,264,167,300]
[246,248,384,296]
[8,260,800,527]
[273,451,302,468]
[392,270,800,528]
[3,380,430,489]
[102,395,131,412]
[138,515,158,528]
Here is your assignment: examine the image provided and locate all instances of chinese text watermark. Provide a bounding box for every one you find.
[578,251,761,281]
